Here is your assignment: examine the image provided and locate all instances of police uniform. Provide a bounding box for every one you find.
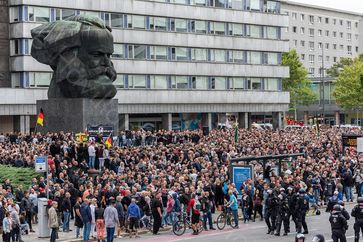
[275,193,290,236]
[265,191,278,234]
[351,200,363,242]
[295,190,309,234]
[329,207,348,242]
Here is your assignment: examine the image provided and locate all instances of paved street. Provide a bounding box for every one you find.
[29,204,359,242]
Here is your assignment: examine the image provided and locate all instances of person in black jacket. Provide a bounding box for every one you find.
[20,191,34,232]
[61,192,72,232]
[343,171,354,202]
[295,189,309,234]
[329,204,348,242]
[265,189,278,234]
[351,197,363,242]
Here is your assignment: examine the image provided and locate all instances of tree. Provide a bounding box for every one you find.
[333,58,363,110]
[281,50,317,117]
[327,55,363,77]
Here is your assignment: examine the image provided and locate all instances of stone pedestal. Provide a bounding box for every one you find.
[36,99,119,134]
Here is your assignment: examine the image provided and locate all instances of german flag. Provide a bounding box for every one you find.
[105,134,112,148]
[37,108,44,127]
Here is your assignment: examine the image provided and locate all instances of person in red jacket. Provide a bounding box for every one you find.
[186,193,201,235]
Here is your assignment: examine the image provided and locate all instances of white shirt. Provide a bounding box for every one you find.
[88,145,96,157]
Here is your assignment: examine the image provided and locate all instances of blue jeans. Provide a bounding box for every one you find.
[76,226,82,238]
[231,209,239,226]
[83,222,91,242]
[203,211,213,229]
[242,207,249,222]
[106,227,115,242]
[344,186,353,201]
[63,211,70,231]
[313,188,320,203]
[89,156,95,169]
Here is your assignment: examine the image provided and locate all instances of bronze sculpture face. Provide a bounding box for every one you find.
[31,15,117,99]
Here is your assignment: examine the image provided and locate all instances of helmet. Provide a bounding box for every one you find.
[298,188,306,194]
[312,234,325,242]
[267,189,273,194]
[357,197,363,204]
[296,233,305,242]
[337,200,344,206]
[280,188,286,192]
[287,186,293,191]
[333,204,341,212]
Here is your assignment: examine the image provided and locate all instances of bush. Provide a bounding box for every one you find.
[0,165,41,189]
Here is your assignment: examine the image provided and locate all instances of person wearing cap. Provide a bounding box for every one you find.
[329,204,348,242]
[312,234,325,242]
[351,197,363,242]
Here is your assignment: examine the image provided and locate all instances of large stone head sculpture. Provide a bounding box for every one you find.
[31,15,117,99]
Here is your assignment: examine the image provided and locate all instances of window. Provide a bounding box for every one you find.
[318,17,322,23]
[208,0,226,7]
[265,1,279,13]
[55,9,76,21]
[171,0,187,3]
[318,42,322,49]
[347,21,351,29]
[114,75,125,88]
[300,40,305,47]
[340,32,343,38]
[325,17,329,24]
[265,26,278,39]
[210,22,225,35]
[333,19,336,25]
[11,7,20,22]
[325,43,329,50]
[309,15,314,24]
[171,18,188,32]
[191,20,207,34]
[265,52,279,65]
[309,28,314,37]
[11,73,20,88]
[150,17,167,31]
[231,23,244,36]
[191,76,208,89]
[171,76,189,89]
[28,7,50,22]
[301,14,305,21]
[29,72,52,87]
[247,51,261,64]
[333,31,337,38]
[356,46,359,52]
[110,13,123,28]
[347,33,352,41]
[347,45,352,55]
[172,47,189,61]
[10,39,32,56]
[294,40,297,46]
[247,78,261,90]
[250,0,262,11]
[308,68,315,77]
[300,27,305,34]
[265,78,279,91]
[228,0,243,9]
[128,45,147,59]
[129,75,147,88]
[318,55,322,62]
[292,26,297,33]
[340,45,344,50]
[333,44,337,50]
[247,25,262,38]
[292,13,297,20]
[191,0,207,6]
[211,49,226,62]
[231,50,245,63]
[318,29,322,36]
[326,56,330,62]
[340,19,343,25]
[112,44,124,58]
[355,22,359,28]
[231,77,245,89]
[151,46,168,60]
[191,48,207,61]
[325,30,329,37]
[150,75,168,89]
[211,77,226,89]
[127,15,146,29]
[301,54,305,60]
[309,54,314,64]
[309,41,314,51]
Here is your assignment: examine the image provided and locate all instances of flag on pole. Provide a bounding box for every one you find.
[105,134,113,148]
[234,123,239,143]
[36,108,44,126]
[315,116,320,134]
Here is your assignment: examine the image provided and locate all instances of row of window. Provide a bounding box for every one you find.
[10,6,281,40]
[291,26,356,41]
[289,12,358,29]
[143,0,280,13]
[293,40,357,55]
[11,72,282,91]
[10,39,281,65]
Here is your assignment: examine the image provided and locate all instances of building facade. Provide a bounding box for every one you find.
[281,0,363,125]
[0,0,290,133]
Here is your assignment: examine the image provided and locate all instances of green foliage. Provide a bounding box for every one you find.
[333,58,363,110]
[327,55,363,77]
[0,165,40,189]
[282,49,317,106]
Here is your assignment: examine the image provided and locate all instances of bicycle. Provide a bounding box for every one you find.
[172,212,204,236]
[216,206,237,230]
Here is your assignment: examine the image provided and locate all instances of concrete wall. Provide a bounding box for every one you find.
[0,0,10,87]
[0,116,14,133]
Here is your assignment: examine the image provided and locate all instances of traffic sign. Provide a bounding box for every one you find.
[35,156,47,173]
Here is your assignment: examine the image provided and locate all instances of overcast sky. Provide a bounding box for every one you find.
[290,0,363,14]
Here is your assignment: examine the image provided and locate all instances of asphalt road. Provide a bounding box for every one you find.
[120,204,359,242]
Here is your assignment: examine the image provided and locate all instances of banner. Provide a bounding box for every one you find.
[230,165,253,199]
[87,125,114,138]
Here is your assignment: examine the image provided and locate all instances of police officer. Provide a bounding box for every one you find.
[295,189,309,234]
[296,233,305,242]
[312,234,325,242]
[338,201,350,221]
[275,188,289,236]
[351,197,363,242]
[329,204,348,242]
[287,186,297,233]
[265,189,278,235]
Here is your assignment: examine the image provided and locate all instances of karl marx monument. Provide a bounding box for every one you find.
[32,15,119,134]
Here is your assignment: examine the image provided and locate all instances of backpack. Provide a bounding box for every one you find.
[193,199,201,212]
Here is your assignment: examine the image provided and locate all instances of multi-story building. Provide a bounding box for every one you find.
[281,0,363,125]
[0,0,290,133]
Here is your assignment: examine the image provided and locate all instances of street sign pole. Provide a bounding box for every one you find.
[46,157,49,199]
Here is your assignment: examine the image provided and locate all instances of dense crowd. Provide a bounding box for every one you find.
[0,126,362,242]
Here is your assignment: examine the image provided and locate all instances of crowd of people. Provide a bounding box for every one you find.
[0,126,362,242]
